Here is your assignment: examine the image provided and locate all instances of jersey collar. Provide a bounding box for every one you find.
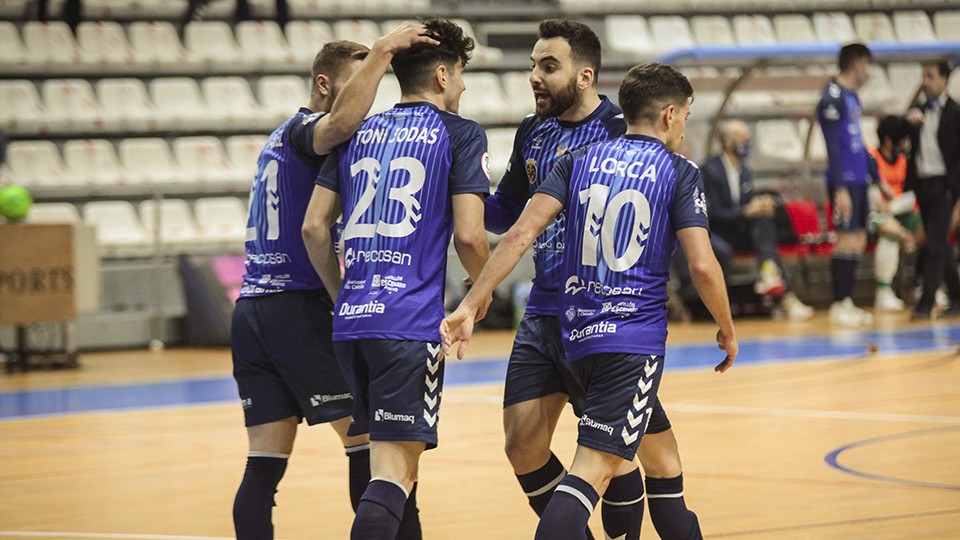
[621,133,666,147]
[555,95,614,129]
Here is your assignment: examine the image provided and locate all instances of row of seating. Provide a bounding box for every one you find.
[0,18,502,73]
[605,10,959,57]
[0,0,432,19]
[28,197,248,256]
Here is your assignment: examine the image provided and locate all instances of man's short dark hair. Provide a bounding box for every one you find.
[311,40,369,96]
[538,19,602,78]
[922,59,953,79]
[838,43,872,72]
[877,115,910,145]
[391,18,474,95]
[618,63,693,126]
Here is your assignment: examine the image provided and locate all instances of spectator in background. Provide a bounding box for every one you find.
[867,115,921,311]
[907,60,960,320]
[700,119,813,320]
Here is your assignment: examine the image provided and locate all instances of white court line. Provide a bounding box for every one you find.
[445,393,960,425]
[0,534,236,540]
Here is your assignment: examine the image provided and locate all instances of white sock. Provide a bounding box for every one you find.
[875,236,900,287]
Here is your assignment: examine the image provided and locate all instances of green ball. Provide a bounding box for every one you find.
[0,184,33,222]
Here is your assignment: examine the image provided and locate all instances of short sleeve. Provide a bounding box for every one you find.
[449,120,491,196]
[494,116,537,202]
[288,110,328,165]
[314,146,341,193]
[670,155,710,231]
[535,152,573,206]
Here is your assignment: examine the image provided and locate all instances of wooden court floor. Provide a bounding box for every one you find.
[1,313,959,539]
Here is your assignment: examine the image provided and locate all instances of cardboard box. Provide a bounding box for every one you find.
[0,223,75,325]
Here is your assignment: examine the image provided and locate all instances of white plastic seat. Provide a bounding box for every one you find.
[258,76,309,123]
[887,63,923,110]
[755,120,804,163]
[459,73,509,124]
[854,13,897,43]
[6,141,84,187]
[812,12,856,43]
[129,21,196,69]
[63,139,131,186]
[500,72,536,119]
[184,21,246,68]
[83,200,152,250]
[0,21,29,68]
[139,199,200,247]
[893,11,936,42]
[649,16,695,54]
[41,79,105,132]
[370,74,401,116]
[332,19,381,48]
[236,20,297,69]
[691,16,735,46]
[76,21,135,67]
[173,136,237,184]
[859,66,897,113]
[129,0,189,18]
[934,11,960,41]
[450,19,503,66]
[287,0,326,18]
[118,138,182,184]
[605,16,655,57]
[82,0,137,18]
[150,77,217,130]
[194,197,247,244]
[226,135,268,182]
[486,128,515,186]
[732,15,777,45]
[200,0,240,18]
[22,21,81,67]
[96,78,157,132]
[285,20,334,66]
[26,203,82,224]
[0,0,30,17]
[0,80,48,134]
[773,14,817,43]
[201,76,269,130]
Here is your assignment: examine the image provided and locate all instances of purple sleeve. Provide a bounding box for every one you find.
[534,152,572,206]
[671,156,710,231]
[314,146,341,193]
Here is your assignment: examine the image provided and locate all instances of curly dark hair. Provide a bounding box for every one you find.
[391,18,474,94]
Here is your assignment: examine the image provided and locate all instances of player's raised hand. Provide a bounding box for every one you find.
[439,304,477,361]
[374,22,441,55]
[715,329,738,373]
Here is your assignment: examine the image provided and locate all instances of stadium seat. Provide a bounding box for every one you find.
[459,73,509,124]
[139,199,200,247]
[184,21,247,69]
[859,66,897,113]
[370,74,401,116]
[96,78,157,132]
[0,0,29,17]
[129,0,189,18]
[76,21,136,67]
[236,20,297,70]
[286,0,326,18]
[485,128,515,186]
[0,80,48,134]
[150,77,217,130]
[201,76,269,130]
[934,11,960,41]
[173,136,237,184]
[129,21,196,69]
[0,21,29,69]
[649,16,695,54]
[450,19,503,66]
[755,120,804,163]
[194,197,247,245]
[500,72,536,119]
[22,21,81,67]
[605,15,655,57]
[332,19,380,48]
[853,13,898,43]
[886,63,923,110]
[63,139,129,186]
[773,14,816,43]
[225,135,268,182]
[42,79,105,133]
[732,15,778,45]
[812,12,856,43]
[118,138,182,184]
[285,20,334,66]
[26,202,82,224]
[893,11,936,42]
[81,0,138,18]
[691,16,736,46]
[83,200,153,251]
[6,141,84,187]
[257,76,309,123]
[860,115,880,150]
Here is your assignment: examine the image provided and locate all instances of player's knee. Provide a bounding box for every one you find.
[504,431,550,469]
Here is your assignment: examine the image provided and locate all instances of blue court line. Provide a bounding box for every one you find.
[2,324,960,421]
[824,426,960,491]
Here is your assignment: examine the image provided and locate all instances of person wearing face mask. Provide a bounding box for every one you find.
[906,60,960,320]
[699,119,813,320]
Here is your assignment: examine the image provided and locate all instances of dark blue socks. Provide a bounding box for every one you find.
[602,468,645,540]
[534,475,600,540]
[233,453,289,540]
[646,474,702,540]
[346,443,371,512]
[351,478,408,540]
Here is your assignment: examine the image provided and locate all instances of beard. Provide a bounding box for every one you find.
[534,76,579,118]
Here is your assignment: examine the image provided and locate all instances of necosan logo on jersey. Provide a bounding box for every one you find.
[339,300,386,316]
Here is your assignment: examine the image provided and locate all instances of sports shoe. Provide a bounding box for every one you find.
[829,297,872,327]
[874,287,905,312]
[779,292,814,320]
[754,259,787,297]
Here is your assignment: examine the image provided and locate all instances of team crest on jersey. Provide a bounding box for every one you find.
[565,306,576,322]
[694,187,708,216]
[526,158,538,183]
[555,142,569,157]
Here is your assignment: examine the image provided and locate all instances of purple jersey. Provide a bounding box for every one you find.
[537,135,708,361]
[241,108,329,297]
[817,79,870,188]
[485,98,625,316]
[316,102,490,342]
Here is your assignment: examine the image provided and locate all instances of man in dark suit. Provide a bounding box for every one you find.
[907,60,960,319]
[699,119,812,319]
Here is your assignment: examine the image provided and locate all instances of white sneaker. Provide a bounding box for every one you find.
[829,298,872,327]
[754,259,787,297]
[780,292,814,320]
[875,287,906,312]
[936,288,949,308]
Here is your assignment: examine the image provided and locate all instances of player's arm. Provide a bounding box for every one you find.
[677,227,737,373]
[311,23,440,155]
[452,193,489,283]
[302,185,343,302]
[484,125,531,233]
[442,193,562,359]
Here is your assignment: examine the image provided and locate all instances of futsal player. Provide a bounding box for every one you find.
[303,18,490,540]
[442,62,738,540]
[230,24,437,539]
[485,19,703,540]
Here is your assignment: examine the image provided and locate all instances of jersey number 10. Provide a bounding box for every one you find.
[579,184,651,272]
